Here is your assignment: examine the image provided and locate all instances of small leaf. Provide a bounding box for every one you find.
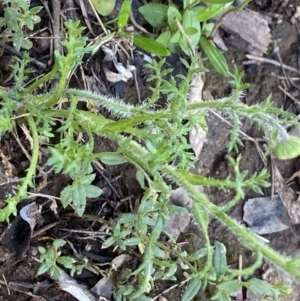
[91,0,116,16]
[98,152,128,165]
[181,278,202,301]
[213,241,227,277]
[37,262,51,275]
[168,204,188,214]
[102,236,115,248]
[118,213,136,224]
[217,280,243,295]
[138,4,168,28]
[170,30,181,44]
[188,248,207,260]
[202,0,233,3]
[184,27,198,35]
[85,184,102,198]
[184,0,198,9]
[198,2,233,21]
[199,36,229,76]
[30,6,43,15]
[136,170,145,189]
[12,31,23,51]
[21,38,33,50]
[38,246,47,254]
[134,35,170,56]
[167,6,182,31]
[57,256,76,269]
[124,237,141,246]
[118,0,131,30]
[53,239,66,249]
[182,9,201,47]
[271,136,300,160]
[149,216,163,242]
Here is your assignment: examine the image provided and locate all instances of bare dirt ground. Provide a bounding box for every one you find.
[0,0,300,300]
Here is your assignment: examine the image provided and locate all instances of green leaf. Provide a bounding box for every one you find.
[202,0,233,3]
[199,36,229,76]
[57,256,76,269]
[170,30,181,44]
[85,184,102,198]
[271,135,300,160]
[150,216,163,242]
[37,262,51,275]
[202,22,215,36]
[181,278,202,301]
[123,237,141,246]
[30,6,43,15]
[184,0,198,9]
[118,0,131,30]
[136,170,146,189]
[53,239,66,249]
[179,9,201,55]
[217,280,243,295]
[188,248,207,260]
[5,7,20,31]
[60,180,101,216]
[133,295,153,301]
[138,4,168,29]
[134,35,170,56]
[184,27,198,35]
[167,204,188,214]
[102,236,115,248]
[156,30,172,48]
[167,6,182,31]
[118,213,136,224]
[38,246,47,254]
[247,278,275,296]
[12,31,23,51]
[21,38,33,50]
[213,241,227,277]
[91,0,116,16]
[98,152,128,165]
[198,2,233,21]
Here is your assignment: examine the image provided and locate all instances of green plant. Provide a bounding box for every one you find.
[38,239,68,281]
[136,0,250,75]
[89,0,247,74]
[0,0,42,51]
[1,16,300,301]
[38,238,94,281]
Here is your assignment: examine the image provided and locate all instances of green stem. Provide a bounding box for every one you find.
[24,62,59,94]
[163,165,300,279]
[0,115,40,222]
[20,115,40,195]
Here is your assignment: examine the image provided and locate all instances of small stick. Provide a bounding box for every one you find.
[130,11,155,38]
[278,85,300,105]
[274,43,290,89]
[244,54,300,75]
[153,283,179,300]
[175,18,195,56]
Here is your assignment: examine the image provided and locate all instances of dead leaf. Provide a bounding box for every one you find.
[90,276,115,300]
[274,165,300,224]
[164,213,191,239]
[221,9,271,55]
[20,202,41,231]
[188,53,206,158]
[243,195,291,234]
[58,268,97,301]
[90,254,131,299]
